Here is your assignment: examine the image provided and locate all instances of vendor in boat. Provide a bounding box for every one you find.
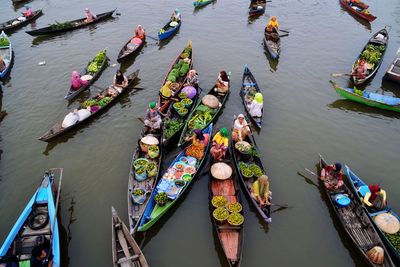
[246,92,263,118]
[144,102,162,132]
[84,8,97,23]
[265,16,279,42]
[352,59,368,79]
[251,175,272,208]
[113,70,128,93]
[71,70,89,91]
[320,162,344,190]
[171,8,181,22]
[363,184,387,210]
[232,114,251,142]
[134,25,146,40]
[159,81,175,104]
[183,69,199,87]
[214,70,229,96]
[30,245,53,267]
[210,128,229,161]
[185,129,210,160]
[22,5,33,18]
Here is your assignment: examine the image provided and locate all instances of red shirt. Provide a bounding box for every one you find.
[323,165,343,182]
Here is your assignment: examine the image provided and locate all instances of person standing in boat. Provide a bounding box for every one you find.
[171,8,181,22]
[183,69,199,87]
[210,128,229,161]
[352,59,368,79]
[144,102,162,133]
[320,162,344,190]
[84,8,97,23]
[22,5,33,18]
[232,114,250,142]
[363,184,387,210]
[246,92,263,118]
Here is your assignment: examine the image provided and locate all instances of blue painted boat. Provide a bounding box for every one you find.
[193,0,213,8]
[158,19,181,41]
[0,169,63,267]
[0,31,13,79]
[138,123,213,231]
[249,0,266,16]
[241,65,263,129]
[345,165,400,265]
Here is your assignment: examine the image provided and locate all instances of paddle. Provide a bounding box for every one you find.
[278,29,289,33]
[331,73,354,77]
[297,171,318,188]
[279,33,289,38]
[146,35,159,41]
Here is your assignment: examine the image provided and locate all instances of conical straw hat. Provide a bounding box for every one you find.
[211,162,232,180]
[140,135,159,145]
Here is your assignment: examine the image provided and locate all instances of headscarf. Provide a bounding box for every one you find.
[369,184,380,197]
[149,102,156,109]
[254,93,263,104]
[85,8,96,19]
[135,25,145,37]
[194,129,204,140]
[258,175,270,197]
[334,162,342,172]
[238,114,245,119]
[24,4,30,9]
[71,71,81,88]
[175,8,180,13]
[220,128,228,138]
[188,69,196,77]
[160,81,172,98]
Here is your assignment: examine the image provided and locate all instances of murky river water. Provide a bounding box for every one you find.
[0,0,399,266]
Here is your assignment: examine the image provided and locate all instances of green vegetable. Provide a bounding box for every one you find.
[155,192,168,205]
[227,212,244,226]
[385,232,400,252]
[241,168,253,178]
[87,50,107,75]
[133,189,145,196]
[249,163,263,178]
[212,196,227,208]
[227,202,242,213]
[133,158,149,169]
[164,119,184,139]
[239,162,248,170]
[0,37,9,47]
[213,207,229,221]
[49,21,74,30]
[97,97,112,107]
[82,100,97,108]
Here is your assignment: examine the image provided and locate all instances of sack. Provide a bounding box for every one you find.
[77,109,91,121]
[62,112,79,128]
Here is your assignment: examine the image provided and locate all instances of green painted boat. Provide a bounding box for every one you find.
[330,81,400,113]
[137,123,213,232]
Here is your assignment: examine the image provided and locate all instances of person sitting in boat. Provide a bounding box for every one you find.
[352,59,368,79]
[265,16,279,42]
[251,175,272,208]
[210,128,229,161]
[22,5,33,18]
[134,25,146,40]
[71,70,89,91]
[144,102,162,132]
[84,8,97,23]
[232,114,251,142]
[363,184,387,210]
[320,162,344,190]
[185,129,210,160]
[171,8,181,22]
[159,81,175,104]
[113,70,128,93]
[246,92,263,118]
[214,70,229,96]
[0,55,6,72]
[183,69,199,87]
[30,245,53,267]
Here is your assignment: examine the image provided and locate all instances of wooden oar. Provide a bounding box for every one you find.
[278,29,289,33]
[279,33,289,38]
[297,171,318,188]
[146,35,159,41]
[331,73,354,77]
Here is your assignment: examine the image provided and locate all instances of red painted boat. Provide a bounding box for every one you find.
[339,0,376,22]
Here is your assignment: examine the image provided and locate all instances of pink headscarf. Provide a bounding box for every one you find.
[135,25,145,38]
[85,8,96,20]
[71,71,82,89]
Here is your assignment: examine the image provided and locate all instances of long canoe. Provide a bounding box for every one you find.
[127,128,163,234]
[249,0,266,16]
[209,140,243,267]
[339,0,376,22]
[26,10,115,36]
[230,121,271,223]
[263,31,280,59]
[178,72,230,147]
[0,31,13,79]
[384,48,400,84]
[138,123,213,232]
[318,155,395,267]
[157,40,193,115]
[64,50,109,100]
[330,81,400,113]
[39,70,139,141]
[344,165,400,264]
[241,65,263,129]
[158,18,181,40]
[193,0,213,8]
[117,37,146,63]
[111,207,149,267]
[0,169,63,267]
[0,10,43,33]
[352,28,389,85]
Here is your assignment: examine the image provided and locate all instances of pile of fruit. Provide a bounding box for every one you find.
[235,142,260,157]
[211,196,244,226]
[239,162,263,178]
[227,202,243,213]
[249,163,264,178]
[354,87,364,96]
[212,196,228,208]
[227,212,244,226]
[0,37,10,47]
[385,232,400,252]
[87,50,107,75]
[49,21,74,30]
[146,162,158,177]
[164,119,184,139]
[155,192,168,205]
[360,44,385,66]
[133,188,145,196]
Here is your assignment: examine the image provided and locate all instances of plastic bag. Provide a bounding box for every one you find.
[77,109,91,121]
[62,111,79,128]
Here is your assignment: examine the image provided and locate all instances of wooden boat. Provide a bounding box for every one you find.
[0,169,63,267]
[384,48,400,84]
[158,18,181,40]
[339,0,376,22]
[240,65,263,128]
[248,0,266,16]
[127,128,163,234]
[178,72,230,147]
[157,40,193,115]
[330,81,400,113]
[318,155,395,267]
[230,122,271,223]
[117,37,146,63]
[263,30,280,59]
[64,50,109,100]
[0,31,13,79]
[26,10,115,36]
[137,123,213,232]
[193,0,213,8]
[0,10,43,33]
[352,28,389,85]
[344,165,400,264]
[209,146,243,267]
[39,70,139,141]
[161,84,201,146]
[111,207,149,267]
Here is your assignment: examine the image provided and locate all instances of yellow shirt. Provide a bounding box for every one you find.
[267,20,279,28]
[252,181,270,198]
[212,132,228,146]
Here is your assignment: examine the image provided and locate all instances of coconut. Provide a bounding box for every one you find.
[211,162,232,180]
[202,94,220,109]
[366,246,384,265]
